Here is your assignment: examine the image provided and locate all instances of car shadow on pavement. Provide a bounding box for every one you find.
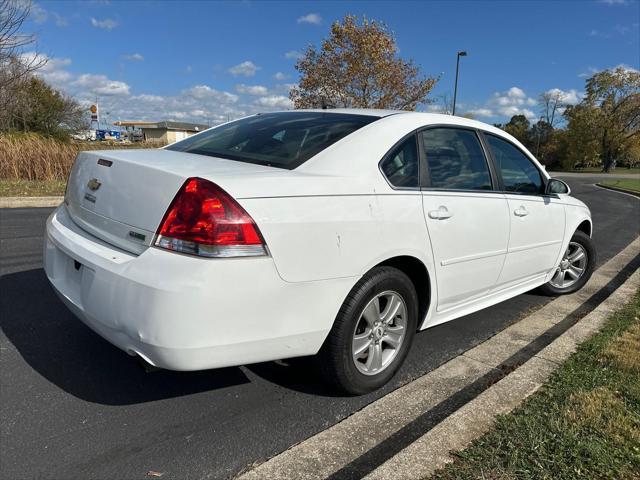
[0,268,251,405]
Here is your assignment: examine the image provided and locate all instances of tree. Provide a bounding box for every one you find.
[561,104,602,170]
[503,115,531,147]
[0,0,46,90]
[290,16,438,110]
[3,76,87,139]
[538,90,567,128]
[574,66,640,171]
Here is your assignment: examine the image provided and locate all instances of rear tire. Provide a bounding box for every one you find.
[539,230,596,296]
[316,266,418,395]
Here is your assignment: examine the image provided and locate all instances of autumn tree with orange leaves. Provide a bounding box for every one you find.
[290,16,438,110]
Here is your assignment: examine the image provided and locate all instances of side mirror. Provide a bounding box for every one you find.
[546,178,571,195]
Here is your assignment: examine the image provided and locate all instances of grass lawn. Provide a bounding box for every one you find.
[599,178,640,194]
[431,291,640,480]
[0,179,66,197]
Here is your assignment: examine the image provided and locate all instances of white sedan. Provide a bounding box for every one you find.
[44,110,595,394]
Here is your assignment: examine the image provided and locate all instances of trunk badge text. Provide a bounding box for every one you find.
[84,193,96,203]
[87,178,102,191]
[129,231,146,242]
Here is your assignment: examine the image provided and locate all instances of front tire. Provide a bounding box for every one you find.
[316,266,418,395]
[539,230,596,296]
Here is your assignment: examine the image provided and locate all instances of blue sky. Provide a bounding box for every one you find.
[25,0,640,125]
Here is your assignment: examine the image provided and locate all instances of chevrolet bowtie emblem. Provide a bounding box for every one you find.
[87,178,102,191]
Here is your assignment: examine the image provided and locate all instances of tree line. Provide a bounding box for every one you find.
[495,67,640,172]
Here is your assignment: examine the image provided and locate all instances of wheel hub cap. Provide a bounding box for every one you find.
[373,325,384,340]
[549,241,588,289]
[351,291,407,376]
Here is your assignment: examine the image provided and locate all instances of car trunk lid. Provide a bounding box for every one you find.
[64,148,277,254]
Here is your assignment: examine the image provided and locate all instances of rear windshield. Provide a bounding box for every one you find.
[166,111,379,169]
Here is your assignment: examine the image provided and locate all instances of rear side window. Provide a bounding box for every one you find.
[380,136,420,188]
[421,128,492,190]
[166,112,379,170]
[485,134,543,194]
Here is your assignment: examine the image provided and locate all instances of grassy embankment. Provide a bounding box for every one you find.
[0,133,165,196]
[599,178,640,194]
[432,291,640,480]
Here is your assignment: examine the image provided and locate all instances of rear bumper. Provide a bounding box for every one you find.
[44,205,355,371]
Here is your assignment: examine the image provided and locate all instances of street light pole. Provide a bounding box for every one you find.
[452,51,467,116]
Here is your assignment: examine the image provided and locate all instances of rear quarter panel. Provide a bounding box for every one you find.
[240,193,434,284]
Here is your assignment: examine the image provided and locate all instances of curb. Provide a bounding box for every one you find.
[237,237,640,480]
[595,183,640,198]
[0,196,63,208]
[366,267,639,479]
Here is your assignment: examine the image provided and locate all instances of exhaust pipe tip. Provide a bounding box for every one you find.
[128,349,161,373]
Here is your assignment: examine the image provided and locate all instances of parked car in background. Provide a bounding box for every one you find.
[44,110,595,394]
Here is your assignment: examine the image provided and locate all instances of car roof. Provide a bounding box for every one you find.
[289,108,401,117]
[277,108,500,131]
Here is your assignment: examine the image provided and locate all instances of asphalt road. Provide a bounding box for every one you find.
[1,175,638,480]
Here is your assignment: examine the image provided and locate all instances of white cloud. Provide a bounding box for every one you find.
[183,85,239,103]
[131,94,164,103]
[499,106,536,119]
[52,12,68,27]
[598,0,630,5]
[254,95,293,109]
[29,3,68,26]
[467,108,494,118]
[284,50,304,60]
[579,63,640,78]
[297,13,322,25]
[235,84,269,96]
[544,88,583,105]
[31,3,49,24]
[613,63,640,73]
[124,53,144,62]
[228,60,260,77]
[90,17,119,30]
[273,72,289,81]
[73,74,130,96]
[460,86,539,120]
[19,52,72,85]
[20,52,297,125]
[579,66,600,78]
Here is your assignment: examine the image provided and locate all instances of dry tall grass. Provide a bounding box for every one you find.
[0,133,165,181]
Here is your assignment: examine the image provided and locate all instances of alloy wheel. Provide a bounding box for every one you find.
[352,291,407,376]
[549,241,588,289]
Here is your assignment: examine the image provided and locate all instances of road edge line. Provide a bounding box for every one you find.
[0,196,63,208]
[593,183,640,199]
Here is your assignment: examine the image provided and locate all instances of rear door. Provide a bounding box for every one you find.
[482,133,565,288]
[419,127,510,312]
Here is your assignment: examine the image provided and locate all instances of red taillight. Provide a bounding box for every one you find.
[155,177,267,258]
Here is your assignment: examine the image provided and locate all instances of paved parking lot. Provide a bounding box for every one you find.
[1,174,638,479]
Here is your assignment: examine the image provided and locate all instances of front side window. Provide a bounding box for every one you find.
[485,134,544,194]
[421,128,492,190]
[166,112,379,170]
[380,136,419,188]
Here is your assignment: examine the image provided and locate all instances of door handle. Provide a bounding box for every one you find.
[428,206,453,220]
[514,206,529,217]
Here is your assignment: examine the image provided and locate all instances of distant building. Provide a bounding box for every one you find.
[114,121,210,143]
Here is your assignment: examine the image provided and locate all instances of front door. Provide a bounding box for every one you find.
[420,127,510,312]
[483,133,565,288]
